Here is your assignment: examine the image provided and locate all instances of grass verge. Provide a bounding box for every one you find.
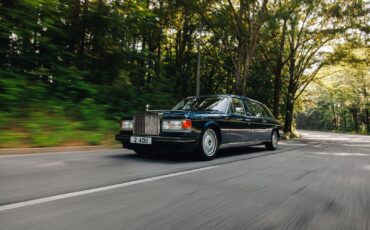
[0,112,118,148]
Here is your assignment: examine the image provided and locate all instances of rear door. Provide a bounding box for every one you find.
[245,100,266,141]
[228,97,251,142]
[259,103,276,140]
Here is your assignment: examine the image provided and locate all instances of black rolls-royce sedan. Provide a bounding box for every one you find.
[116,94,282,160]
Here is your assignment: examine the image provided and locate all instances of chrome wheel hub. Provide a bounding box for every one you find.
[202,129,217,156]
[272,132,278,148]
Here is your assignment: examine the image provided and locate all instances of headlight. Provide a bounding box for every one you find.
[121,120,133,130]
[162,119,192,132]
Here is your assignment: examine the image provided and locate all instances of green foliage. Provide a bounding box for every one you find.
[297,44,369,134]
[83,133,105,145]
[0,109,116,147]
[0,0,368,147]
[0,131,26,146]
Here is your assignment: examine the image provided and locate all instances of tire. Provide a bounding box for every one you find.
[265,130,278,150]
[197,128,219,160]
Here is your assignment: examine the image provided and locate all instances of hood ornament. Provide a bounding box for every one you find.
[145,104,150,111]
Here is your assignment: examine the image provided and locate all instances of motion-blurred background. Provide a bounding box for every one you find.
[0,0,368,148]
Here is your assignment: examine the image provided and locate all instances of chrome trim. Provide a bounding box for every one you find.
[133,112,160,135]
[219,140,264,149]
[115,133,197,143]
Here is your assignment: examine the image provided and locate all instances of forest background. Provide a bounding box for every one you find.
[0,0,368,147]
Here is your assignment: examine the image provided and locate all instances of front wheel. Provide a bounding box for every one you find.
[265,130,278,150]
[197,128,219,160]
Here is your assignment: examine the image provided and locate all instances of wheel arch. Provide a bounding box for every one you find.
[272,127,281,139]
[203,121,222,145]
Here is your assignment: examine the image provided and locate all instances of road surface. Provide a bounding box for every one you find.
[0,130,369,230]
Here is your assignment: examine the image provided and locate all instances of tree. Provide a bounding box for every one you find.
[296,43,369,134]
[258,0,291,119]
[281,0,360,133]
[204,0,269,95]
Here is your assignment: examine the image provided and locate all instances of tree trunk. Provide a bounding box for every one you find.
[229,0,267,95]
[69,0,81,53]
[351,107,359,132]
[272,19,287,119]
[155,40,161,78]
[79,0,89,56]
[273,69,282,119]
[175,10,192,97]
[365,108,370,134]
[155,1,163,78]
[0,31,9,66]
[284,57,296,133]
[92,0,104,53]
[343,111,347,130]
[363,85,369,133]
[331,104,338,130]
[235,42,244,95]
[242,53,253,95]
[284,99,294,133]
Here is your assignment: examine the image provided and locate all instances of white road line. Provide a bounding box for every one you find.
[0,165,218,212]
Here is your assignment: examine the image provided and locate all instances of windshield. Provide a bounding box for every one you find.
[172,96,229,112]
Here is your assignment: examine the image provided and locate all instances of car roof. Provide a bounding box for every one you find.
[185,94,256,101]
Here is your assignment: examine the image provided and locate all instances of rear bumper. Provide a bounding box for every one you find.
[115,133,199,153]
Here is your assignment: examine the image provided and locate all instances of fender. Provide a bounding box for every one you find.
[202,121,222,144]
[203,120,220,129]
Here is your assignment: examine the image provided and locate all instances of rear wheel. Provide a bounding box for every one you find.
[197,128,219,160]
[265,130,278,150]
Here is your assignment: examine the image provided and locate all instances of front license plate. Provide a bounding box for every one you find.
[130,136,152,145]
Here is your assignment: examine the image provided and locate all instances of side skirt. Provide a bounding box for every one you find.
[219,141,265,149]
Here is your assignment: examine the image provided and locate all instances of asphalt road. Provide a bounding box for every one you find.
[0,130,369,230]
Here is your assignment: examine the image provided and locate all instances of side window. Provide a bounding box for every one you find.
[261,104,274,119]
[243,99,251,116]
[230,98,246,115]
[246,100,263,117]
[257,104,269,118]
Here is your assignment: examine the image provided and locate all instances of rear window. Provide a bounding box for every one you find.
[261,104,274,119]
[245,100,274,118]
[246,100,263,117]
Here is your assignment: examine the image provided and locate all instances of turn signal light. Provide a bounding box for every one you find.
[182,119,192,129]
[162,119,192,132]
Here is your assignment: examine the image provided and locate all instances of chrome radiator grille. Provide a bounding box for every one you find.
[133,112,160,135]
